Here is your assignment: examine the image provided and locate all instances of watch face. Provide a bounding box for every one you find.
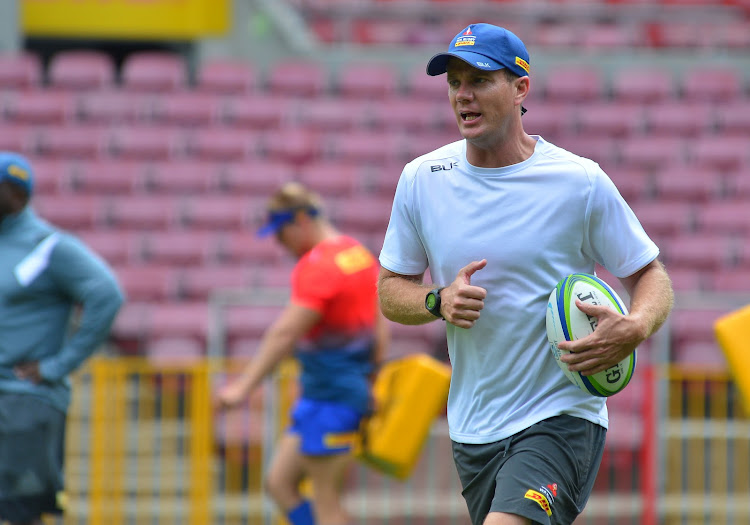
[426,293,437,310]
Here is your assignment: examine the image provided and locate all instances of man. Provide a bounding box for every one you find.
[0,152,124,525]
[218,182,387,525]
[377,24,674,525]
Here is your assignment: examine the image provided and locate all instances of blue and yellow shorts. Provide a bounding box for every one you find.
[289,398,364,456]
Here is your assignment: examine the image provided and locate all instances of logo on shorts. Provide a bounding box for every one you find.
[540,482,558,503]
[524,489,552,517]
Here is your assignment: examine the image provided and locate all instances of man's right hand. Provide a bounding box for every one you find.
[440,259,488,328]
[216,381,250,410]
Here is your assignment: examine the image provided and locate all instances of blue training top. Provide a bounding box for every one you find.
[0,206,124,412]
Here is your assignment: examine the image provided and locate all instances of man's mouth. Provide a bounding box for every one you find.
[461,112,481,121]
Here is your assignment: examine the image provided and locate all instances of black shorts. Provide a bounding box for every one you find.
[452,415,606,525]
[0,392,66,523]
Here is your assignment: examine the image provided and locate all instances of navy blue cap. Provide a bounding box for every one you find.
[426,23,530,78]
[0,151,34,195]
[257,207,319,238]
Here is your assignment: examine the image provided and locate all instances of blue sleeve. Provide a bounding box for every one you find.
[38,234,125,381]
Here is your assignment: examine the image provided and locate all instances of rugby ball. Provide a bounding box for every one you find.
[546,273,636,397]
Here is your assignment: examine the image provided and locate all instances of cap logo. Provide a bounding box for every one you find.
[454,35,476,47]
[7,164,29,181]
[463,27,473,35]
[515,56,530,74]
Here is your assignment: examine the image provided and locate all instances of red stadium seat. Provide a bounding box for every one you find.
[48,50,115,91]
[728,172,750,198]
[180,196,251,230]
[580,23,637,50]
[227,337,262,360]
[403,67,448,101]
[146,160,220,194]
[670,309,730,347]
[672,342,728,371]
[542,66,605,103]
[553,136,617,167]
[368,99,444,133]
[140,232,217,265]
[225,306,282,341]
[33,195,104,230]
[607,167,652,203]
[708,268,750,293]
[147,337,205,365]
[576,102,644,138]
[335,62,399,99]
[113,265,179,301]
[715,102,750,136]
[0,124,39,155]
[661,235,735,270]
[618,136,686,170]
[26,158,75,195]
[151,92,221,126]
[4,91,75,124]
[689,136,748,171]
[662,268,704,293]
[106,195,180,230]
[109,301,153,354]
[77,231,140,265]
[611,68,675,104]
[110,126,186,160]
[74,160,148,194]
[630,201,694,237]
[0,52,41,89]
[38,124,110,160]
[519,103,576,140]
[644,102,714,137]
[297,98,371,132]
[179,265,255,301]
[149,302,210,343]
[265,60,329,98]
[220,96,296,130]
[220,161,291,197]
[262,129,322,166]
[651,164,722,202]
[216,232,285,264]
[694,201,750,235]
[76,89,152,124]
[121,51,188,92]
[324,131,400,166]
[187,128,260,161]
[297,162,363,197]
[196,59,258,95]
[329,195,393,234]
[681,66,742,102]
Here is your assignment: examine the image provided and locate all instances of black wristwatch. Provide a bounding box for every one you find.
[425,287,445,319]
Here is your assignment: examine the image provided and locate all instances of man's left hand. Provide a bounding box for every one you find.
[14,361,43,384]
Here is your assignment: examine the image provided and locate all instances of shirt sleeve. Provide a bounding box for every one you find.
[39,234,125,381]
[583,168,660,278]
[378,166,429,275]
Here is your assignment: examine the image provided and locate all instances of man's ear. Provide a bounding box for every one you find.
[516,76,530,99]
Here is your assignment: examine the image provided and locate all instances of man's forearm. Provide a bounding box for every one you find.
[625,260,674,341]
[378,271,437,325]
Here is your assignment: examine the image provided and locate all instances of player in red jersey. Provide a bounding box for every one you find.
[218,182,388,525]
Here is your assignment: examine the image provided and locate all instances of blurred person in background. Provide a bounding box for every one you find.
[377,24,674,525]
[217,182,388,525]
[0,152,124,525]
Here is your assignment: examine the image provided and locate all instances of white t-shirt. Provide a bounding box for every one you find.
[379,136,659,444]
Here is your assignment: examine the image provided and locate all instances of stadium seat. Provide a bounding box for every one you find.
[396,132,462,164]
[329,195,393,234]
[187,128,259,161]
[178,265,255,301]
[661,268,704,292]
[661,234,735,270]
[670,308,730,347]
[708,268,750,293]
[121,51,188,92]
[727,171,750,199]
[0,52,41,89]
[220,96,296,130]
[146,337,205,365]
[0,124,39,155]
[225,306,283,341]
[109,301,153,354]
[368,99,443,133]
[265,60,329,98]
[630,201,694,237]
[323,131,400,166]
[296,98,371,132]
[261,129,322,166]
[403,67,448,101]
[110,125,186,160]
[227,337,262,360]
[150,92,221,126]
[179,196,251,230]
[651,164,722,202]
[694,201,750,235]
[518,102,576,141]
[715,102,750,136]
[618,136,685,170]
[148,302,210,343]
[37,124,109,160]
[74,160,148,194]
[139,231,217,265]
[689,136,749,171]
[672,342,728,371]
[106,195,180,230]
[576,102,644,138]
[33,195,104,230]
[146,160,220,194]
[681,66,743,102]
[607,167,652,203]
[4,91,75,124]
[334,62,399,99]
[48,50,116,91]
[297,162,362,197]
[215,232,286,264]
[77,231,139,265]
[196,59,257,95]
[542,66,605,103]
[113,265,179,301]
[550,136,617,167]
[219,161,291,197]
[644,102,714,137]
[76,89,152,124]
[610,68,675,104]
[26,158,75,195]
[580,23,638,50]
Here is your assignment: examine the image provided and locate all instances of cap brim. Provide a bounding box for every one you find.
[426,51,504,76]
[256,223,279,238]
